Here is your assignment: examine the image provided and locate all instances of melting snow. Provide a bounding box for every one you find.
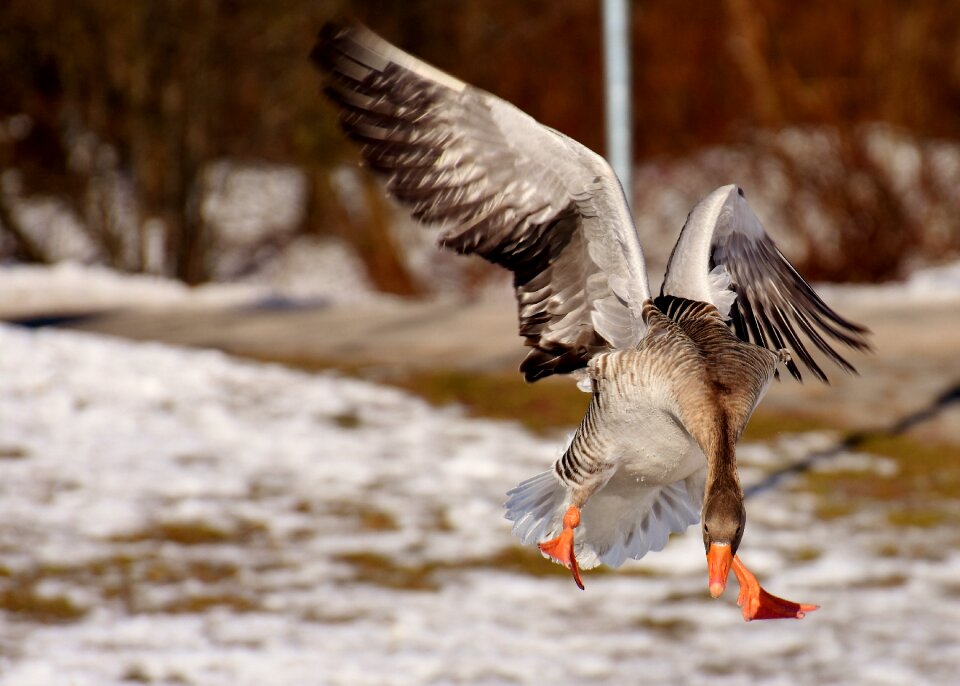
[0,324,958,684]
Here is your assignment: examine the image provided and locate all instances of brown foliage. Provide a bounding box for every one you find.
[1,1,959,287]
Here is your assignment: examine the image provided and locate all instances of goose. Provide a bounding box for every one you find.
[312,23,870,620]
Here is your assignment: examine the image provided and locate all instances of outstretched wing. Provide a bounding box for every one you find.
[661,184,871,382]
[312,23,651,381]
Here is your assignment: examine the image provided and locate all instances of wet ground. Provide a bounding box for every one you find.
[2,283,960,684]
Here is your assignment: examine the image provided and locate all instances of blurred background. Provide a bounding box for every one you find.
[2,0,959,295]
[2,2,960,685]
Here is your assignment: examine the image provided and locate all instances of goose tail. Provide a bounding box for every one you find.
[505,468,704,571]
[504,470,568,548]
[574,470,704,569]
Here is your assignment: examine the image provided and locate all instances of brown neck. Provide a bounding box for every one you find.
[704,415,742,499]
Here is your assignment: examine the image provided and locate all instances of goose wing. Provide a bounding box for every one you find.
[661,185,871,382]
[312,23,651,381]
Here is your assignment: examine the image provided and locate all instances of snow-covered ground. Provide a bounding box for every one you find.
[820,258,960,305]
[1,319,960,685]
[0,262,262,317]
[3,251,959,326]
[0,247,377,321]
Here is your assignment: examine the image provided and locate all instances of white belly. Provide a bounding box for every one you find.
[596,397,704,486]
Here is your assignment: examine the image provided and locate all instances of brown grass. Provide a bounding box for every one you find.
[388,370,588,434]
[327,502,400,532]
[801,433,960,528]
[0,445,29,460]
[110,520,267,546]
[0,585,87,623]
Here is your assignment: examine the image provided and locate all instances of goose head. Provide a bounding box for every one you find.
[702,487,745,598]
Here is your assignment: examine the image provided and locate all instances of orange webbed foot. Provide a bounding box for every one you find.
[538,506,584,590]
[732,555,818,621]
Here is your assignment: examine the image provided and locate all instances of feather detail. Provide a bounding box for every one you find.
[708,264,737,320]
[504,471,567,546]
[313,23,651,381]
[662,184,871,382]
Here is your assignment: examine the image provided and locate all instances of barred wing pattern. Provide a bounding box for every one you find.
[312,24,651,381]
[662,185,871,382]
[718,230,870,382]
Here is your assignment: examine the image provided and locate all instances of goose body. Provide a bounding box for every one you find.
[508,298,781,572]
[313,24,870,619]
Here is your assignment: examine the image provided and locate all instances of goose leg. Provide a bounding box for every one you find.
[538,505,584,590]
[732,555,818,621]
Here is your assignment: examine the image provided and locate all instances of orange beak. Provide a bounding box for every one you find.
[707,543,733,598]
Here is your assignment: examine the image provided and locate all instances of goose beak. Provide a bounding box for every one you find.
[707,543,733,598]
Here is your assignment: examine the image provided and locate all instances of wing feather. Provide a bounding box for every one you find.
[313,23,650,380]
[662,185,870,382]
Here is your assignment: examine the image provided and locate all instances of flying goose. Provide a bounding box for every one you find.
[312,23,870,620]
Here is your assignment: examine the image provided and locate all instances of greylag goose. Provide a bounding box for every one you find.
[312,23,870,621]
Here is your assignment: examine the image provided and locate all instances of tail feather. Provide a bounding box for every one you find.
[504,471,567,545]
[576,476,701,569]
[505,468,704,571]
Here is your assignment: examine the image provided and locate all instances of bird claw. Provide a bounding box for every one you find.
[738,584,818,621]
[733,555,818,621]
[538,506,584,590]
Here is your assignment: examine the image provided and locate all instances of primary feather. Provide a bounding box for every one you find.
[313,23,650,381]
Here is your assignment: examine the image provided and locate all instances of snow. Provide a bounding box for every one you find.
[0,262,258,317]
[631,125,960,274]
[1,319,960,685]
[203,163,307,250]
[0,170,101,264]
[243,235,374,303]
[0,246,377,321]
[3,248,959,327]
[822,258,960,305]
[1,161,378,307]
[201,162,308,281]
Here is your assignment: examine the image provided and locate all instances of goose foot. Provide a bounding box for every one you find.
[538,506,584,590]
[732,555,818,621]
